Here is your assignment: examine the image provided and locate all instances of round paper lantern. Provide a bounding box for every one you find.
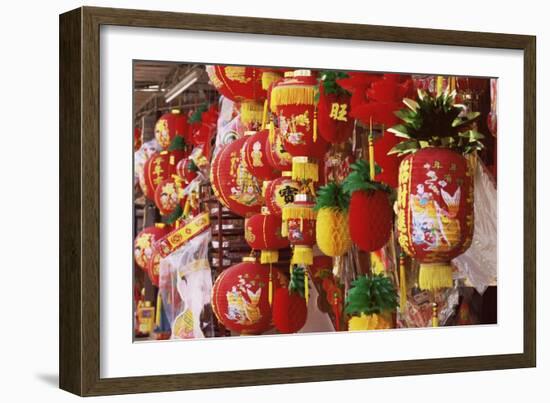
[154,178,182,216]
[397,147,474,290]
[154,109,188,149]
[272,287,308,334]
[141,150,185,201]
[134,224,170,271]
[264,173,300,216]
[245,211,289,263]
[349,189,392,252]
[211,258,284,334]
[270,72,329,181]
[210,136,264,217]
[241,130,279,181]
[317,86,354,144]
[146,249,161,287]
[265,127,293,171]
[282,195,317,266]
[176,157,199,184]
[206,65,266,101]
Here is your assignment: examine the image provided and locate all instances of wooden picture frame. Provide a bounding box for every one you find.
[59,6,536,396]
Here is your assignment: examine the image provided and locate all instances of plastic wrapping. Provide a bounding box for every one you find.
[134,138,160,187]
[452,158,497,294]
[158,230,214,339]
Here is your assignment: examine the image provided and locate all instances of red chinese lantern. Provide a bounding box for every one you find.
[245,211,289,263]
[134,223,170,271]
[176,157,199,184]
[272,287,308,334]
[270,71,328,182]
[206,65,266,101]
[134,126,142,151]
[317,78,354,144]
[397,147,474,290]
[241,130,279,181]
[264,173,300,217]
[153,178,182,216]
[265,127,293,171]
[146,249,161,287]
[154,109,189,149]
[141,150,185,201]
[211,258,285,334]
[282,195,316,266]
[209,136,264,217]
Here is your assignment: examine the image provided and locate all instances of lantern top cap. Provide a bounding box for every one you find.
[282,171,292,177]
[242,256,257,263]
[244,130,256,136]
[284,71,294,78]
[160,150,168,155]
[293,69,312,77]
[155,223,166,229]
[295,193,309,202]
[171,109,181,114]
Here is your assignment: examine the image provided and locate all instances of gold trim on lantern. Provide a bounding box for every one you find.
[270,85,316,112]
[261,71,282,90]
[240,101,264,125]
[260,250,279,264]
[282,205,317,221]
[291,156,319,182]
[291,245,313,265]
[418,262,453,291]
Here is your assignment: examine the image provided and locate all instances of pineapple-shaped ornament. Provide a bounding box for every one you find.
[314,182,351,257]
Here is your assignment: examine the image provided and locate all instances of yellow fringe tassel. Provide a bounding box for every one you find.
[260,250,279,264]
[419,263,453,291]
[399,254,407,314]
[304,270,309,304]
[291,157,319,182]
[291,245,313,266]
[432,303,439,327]
[313,109,318,142]
[155,291,162,328]
[281,220,288,237]
[282,205,317,221]
[261,71,282,91]
[240,100,264,125]
[270,85,316,112]
[183,197,191,218]
[261,99,269,130]
[268,265,273,306]
[269,119,275,144]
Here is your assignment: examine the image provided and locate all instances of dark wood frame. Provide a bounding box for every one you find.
[59,6,536,396]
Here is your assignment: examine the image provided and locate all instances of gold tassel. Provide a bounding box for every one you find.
[240,100,264,125]
[313,109,318,143]
[268,264,273,306]
[183,197,191,218]
[399,253,407,314]
[368,117,375,180]
[269,119,275,144]
[291,245,313,265]
[291,156,319,182]
[270,85,316,112]
[281,220,288,237]
[261,71,281,91]
[419,263,453,291]
[432,302,439,327]
[260,250,279,264]
[304,270,309,304]
[282,204,317,221]
[155,291,162,328]
[261,99,269,130]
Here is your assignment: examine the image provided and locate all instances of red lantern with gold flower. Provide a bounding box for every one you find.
[397,148,474,290]
[264,173,300,217]
[154,109,188,149]
[265,127,293,171]
[282,195,317,266]
[154,178,182,216]
[176,157,199,184]
[134,223,170,271]
[146,249,162,287]
[210,136,263,217]
[241,130,279,181]
[206,65,266,102]
[141,150,185,201]
[211,258,285,335]
[245,211,289,264]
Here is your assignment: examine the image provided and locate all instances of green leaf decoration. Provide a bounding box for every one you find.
[345,274,398,316]
[314,182,350,212]
[168,135,187,152]
[342,160,391,196]
[289,266,307,297]
[318,71,351,96]
[164,204,184,225]
[187,158,199,173]
[188,103,209,124]
[389,90,485,156]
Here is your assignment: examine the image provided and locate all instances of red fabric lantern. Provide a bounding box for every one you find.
[397,147,474,290]
[154,109,188,149]
[141,150,185,201]
[211,258,285,334]
[265,128,293,171]
[153,178,182,216]
[210,136,263,217]
[134,224,170,271]
[176,157,199,184]
[264,173,300,217]
[206,65,266,102]
[134,126,142,151]
[245,212,289,263]
[272,287,308,334]
[317,86,354,144]
[282,195,316,266]
[349,189,393,252]
[241,130,279,181]
[146,249,161,287]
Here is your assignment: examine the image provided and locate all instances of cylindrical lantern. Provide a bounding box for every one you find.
[241,130,280,181]
[141,150,185,201]
[134,223,170,271]
[264,172,301,217]
[211,258,284,334]
[270,71,328,181]
[210,136,264,217]
[206,65,266,102]
[317,85,354,144]
[397,147,474,290]
[265,127,293,171]
[154,109,188,149]
[245,210,289,263]
[153,178,182,216]
[282,194,317,266]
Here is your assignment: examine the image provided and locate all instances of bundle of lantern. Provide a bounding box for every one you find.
[272,266,308,334]
[154,109,189,150]
[211,257,284,335]
[269,70,329,184]
[345,274,398,331]
[209,135,264,217]
[241,130,279,181]
[389,89,482,291]
[134,223,170,271]
[263,171,300,217]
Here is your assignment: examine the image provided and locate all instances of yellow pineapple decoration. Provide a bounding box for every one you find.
[314,182,351,257]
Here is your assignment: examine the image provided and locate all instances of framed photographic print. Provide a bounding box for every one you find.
[59,6,536,396]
